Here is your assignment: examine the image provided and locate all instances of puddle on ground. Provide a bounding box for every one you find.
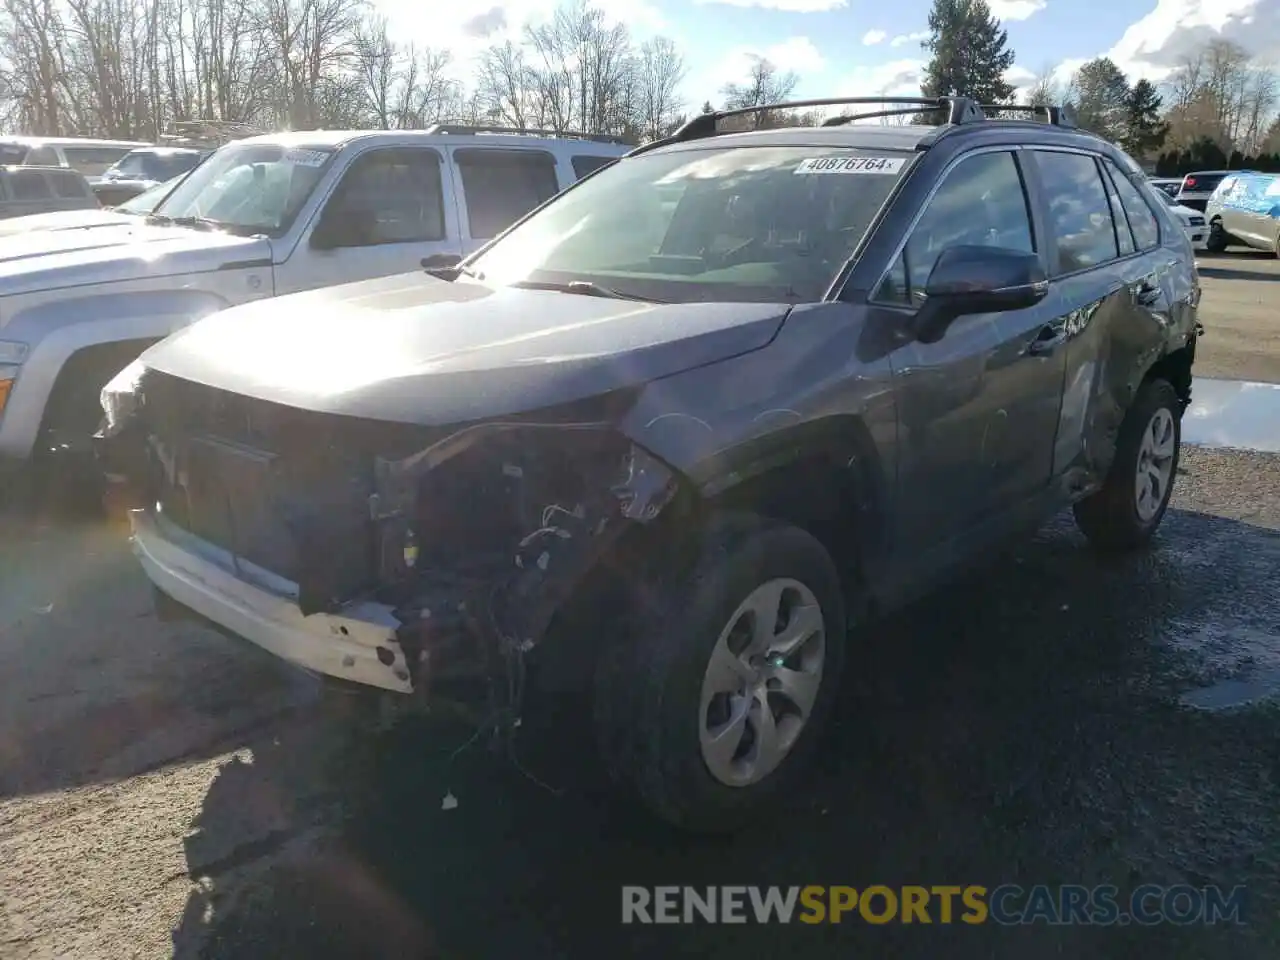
[1167,622,1280,711]
[1182,378,1280,453]
[1180,673,1280,711]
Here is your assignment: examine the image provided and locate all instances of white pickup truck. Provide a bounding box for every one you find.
[0,125,628,491]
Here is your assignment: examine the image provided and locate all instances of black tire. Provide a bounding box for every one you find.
[1204,220,1229,254]
[33,344,145,518]
[593,513,847,833]
[1073,378,1181,552]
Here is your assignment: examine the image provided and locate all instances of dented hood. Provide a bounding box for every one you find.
[140,271,790,426]
[0,223,270,298]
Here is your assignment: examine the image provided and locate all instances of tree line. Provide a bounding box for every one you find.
[0,0,692,142]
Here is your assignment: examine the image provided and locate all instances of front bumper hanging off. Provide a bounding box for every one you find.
[130,509,414,693]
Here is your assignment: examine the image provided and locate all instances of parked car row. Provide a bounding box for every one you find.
[0,124,630,482]
[24,98,1196,832]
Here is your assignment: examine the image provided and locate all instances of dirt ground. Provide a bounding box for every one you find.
[1,260,1279,959]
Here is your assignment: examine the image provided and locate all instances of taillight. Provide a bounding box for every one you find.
[1184,177,1198,188]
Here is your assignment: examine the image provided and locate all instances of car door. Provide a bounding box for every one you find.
[280,146,461,294]
[876,148,1068,552]
[5,168,56,217]
[1219,176,1259,244]
[1038,152,1166,486]
[449,147,562,256]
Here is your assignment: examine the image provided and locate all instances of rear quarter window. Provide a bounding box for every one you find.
[50,171,90,199]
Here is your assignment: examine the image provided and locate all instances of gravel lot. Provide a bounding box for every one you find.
[2,257,1280,959]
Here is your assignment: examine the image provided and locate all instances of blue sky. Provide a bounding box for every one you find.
[384,0,1277,108]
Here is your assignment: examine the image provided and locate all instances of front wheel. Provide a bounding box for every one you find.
[1073,379,1181,552]
[593,515,846,832]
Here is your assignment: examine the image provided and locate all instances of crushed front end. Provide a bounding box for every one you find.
[102,367,680,709]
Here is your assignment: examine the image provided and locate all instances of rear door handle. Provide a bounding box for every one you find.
[1026,324,1068,357]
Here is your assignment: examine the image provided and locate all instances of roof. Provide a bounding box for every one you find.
[229,127,632,152]
[121,146,204,156]
[0,136,151,148]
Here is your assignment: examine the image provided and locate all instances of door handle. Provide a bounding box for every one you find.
[1026,324,1068,357]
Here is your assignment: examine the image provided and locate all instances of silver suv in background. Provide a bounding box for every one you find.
[0,166,98,219]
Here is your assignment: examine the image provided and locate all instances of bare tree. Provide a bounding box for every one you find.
[1024,62,1060,107]
[721,55,798,129]
[476,39,533,129]
[636,35,684,141]
[0,0,683,142]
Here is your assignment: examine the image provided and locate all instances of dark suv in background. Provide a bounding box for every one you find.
[101,96,1201,832]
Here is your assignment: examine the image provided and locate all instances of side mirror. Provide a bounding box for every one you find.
[912,245,1048,344]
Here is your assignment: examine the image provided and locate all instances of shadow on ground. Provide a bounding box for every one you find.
[172,507,1280,959]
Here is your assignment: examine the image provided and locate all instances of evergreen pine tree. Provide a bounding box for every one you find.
[917,0,1016,119]
[1120,79,1168,158]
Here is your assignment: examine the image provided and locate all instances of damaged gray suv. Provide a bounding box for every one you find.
[98,96,1201,831]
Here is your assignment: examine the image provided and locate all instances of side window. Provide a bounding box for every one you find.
[25,145,60,166]
[1264,178,1280,199]
[51,172,88,199]
[455,149,560,240]
[571,155,615,180]
[1099,163,1136,256]
[62,146,133,176]
[1033,151,1119,275]
[10,170,52,201]
[322,148,445,246]
[1106,163,1160,250]
[874,150,1033,305]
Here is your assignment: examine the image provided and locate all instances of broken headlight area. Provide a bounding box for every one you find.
[124,371,682,714]
[371,424,681,703]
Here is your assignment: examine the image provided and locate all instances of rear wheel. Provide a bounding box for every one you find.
[593,515,846,832]
[1073,379,1181,552]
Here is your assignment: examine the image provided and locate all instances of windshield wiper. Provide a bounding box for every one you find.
[513,279,665,303]
[145,214,224,231]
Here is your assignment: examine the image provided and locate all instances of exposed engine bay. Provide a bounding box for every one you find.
[103,369,683,725]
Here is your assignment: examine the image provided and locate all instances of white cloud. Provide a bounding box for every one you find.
[693,0,847,10]
[890,31,930,48]
[1032,0,1280,93]
[376,0,667,60]
[832,61,1048,118]
[712,36,828,88]
[1004,64,1037,87]
[987,0,1048,21]
[862,29,887,46]
[837,59,927,99]
[1107,0,1279,81]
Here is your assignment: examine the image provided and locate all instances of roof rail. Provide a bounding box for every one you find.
[978,103,1078,128]
[625,97,985,157]
[423,123,632,146]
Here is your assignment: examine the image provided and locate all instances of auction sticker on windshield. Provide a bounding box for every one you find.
[794,156,905,175]
[285,148,331,167]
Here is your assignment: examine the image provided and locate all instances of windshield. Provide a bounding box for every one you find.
[107,150,201,182]
[116,175,186,214]
[150,142,336,236]
[466,145,913,303]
